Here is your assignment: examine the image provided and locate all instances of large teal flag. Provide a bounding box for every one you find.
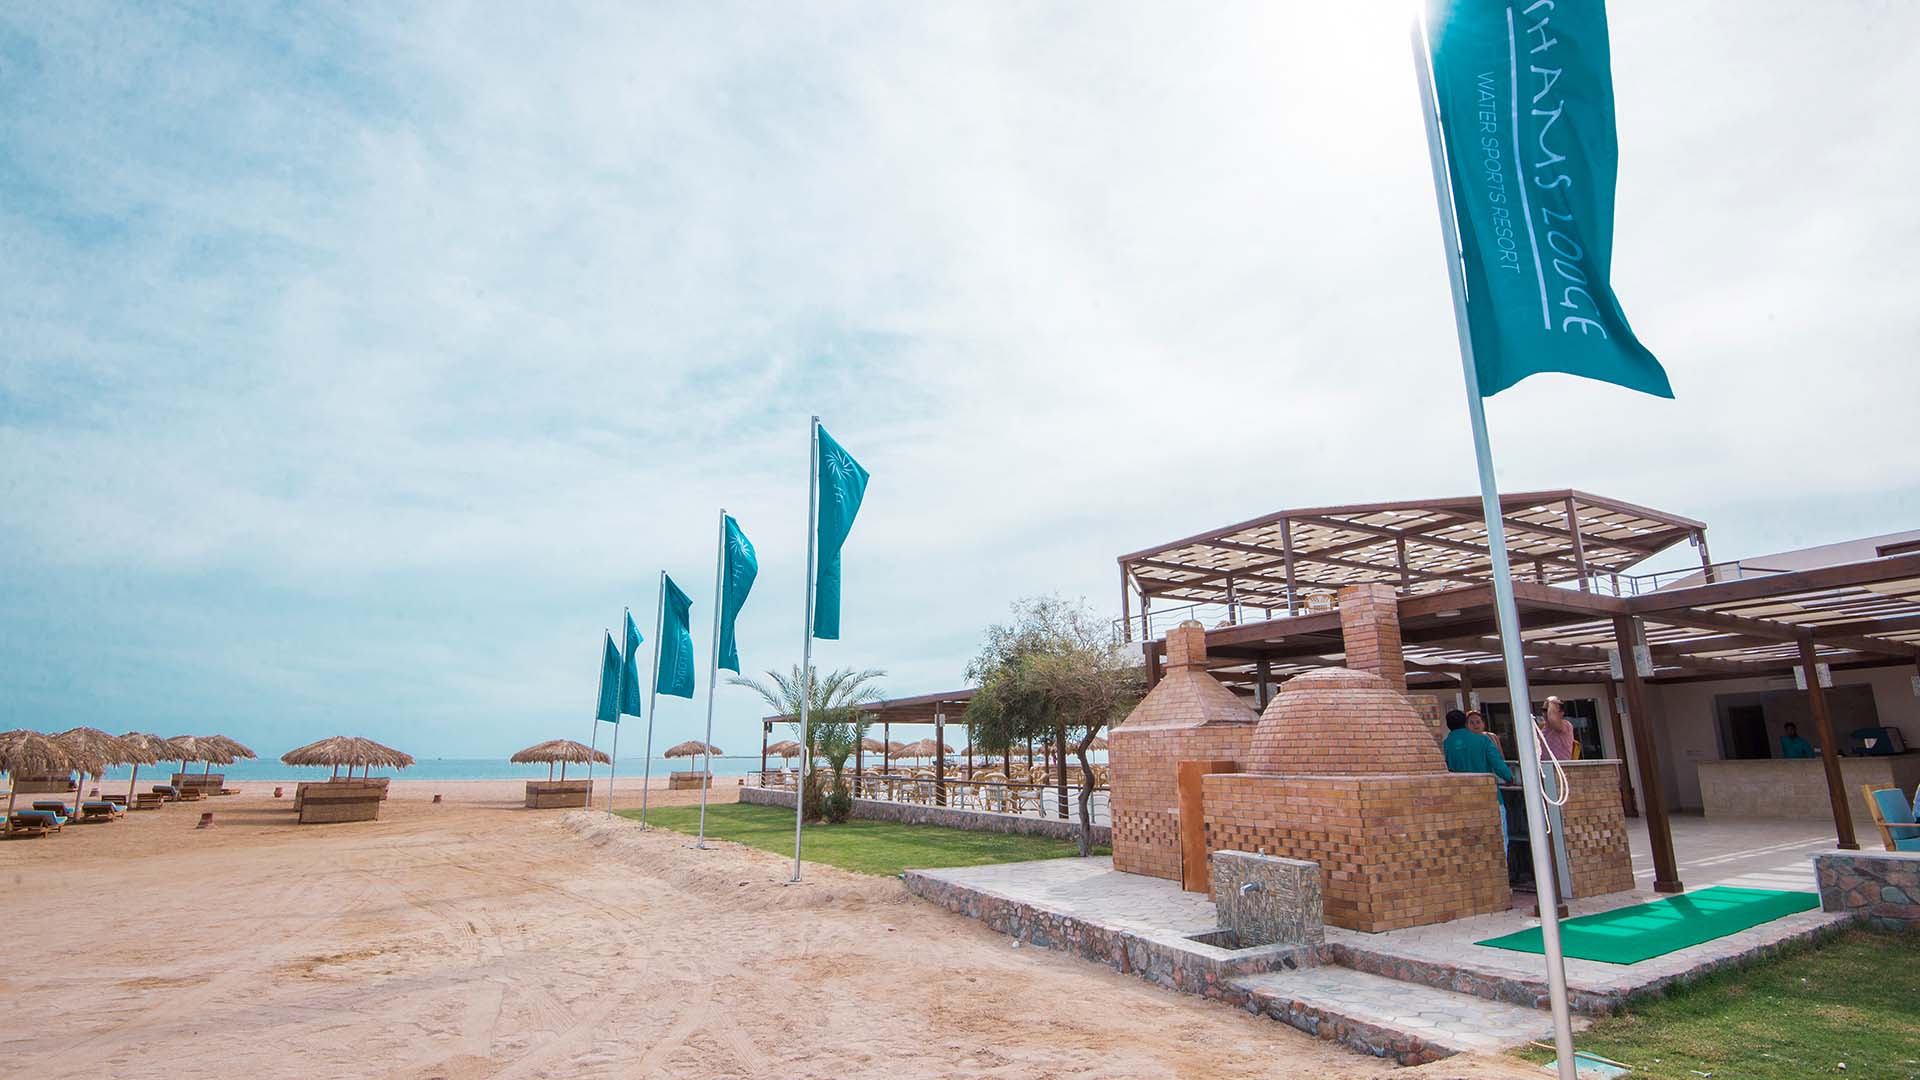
[1428,0,1671,399]
[718,515,758,672]
[618,610,644,718]
[812,424,870,640]
[593,632,621,723]
[655,574,696,699]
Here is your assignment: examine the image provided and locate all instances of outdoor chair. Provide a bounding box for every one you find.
[10,809,66,833]
[133,792,166,811]
[1863,784,1920,852]
[32,800,74,818]
[79,801,125,822]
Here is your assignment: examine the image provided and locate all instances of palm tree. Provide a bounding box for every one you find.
[730,665,885,819]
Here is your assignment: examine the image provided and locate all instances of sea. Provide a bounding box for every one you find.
[92,756,765,784]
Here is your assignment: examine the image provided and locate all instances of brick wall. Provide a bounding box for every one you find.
[1557,761,1635,898]
[1202,772,1510,932]
[1338,583,1405,691]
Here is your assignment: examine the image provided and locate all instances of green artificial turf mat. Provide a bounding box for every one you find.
[1475,886,1819,965]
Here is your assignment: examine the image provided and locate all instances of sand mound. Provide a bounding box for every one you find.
[558,811,909,912]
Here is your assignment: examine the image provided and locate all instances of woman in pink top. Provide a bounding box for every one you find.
[1540,696,1577,761]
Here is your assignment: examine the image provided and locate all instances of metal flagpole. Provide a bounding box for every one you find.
[639,570,666,827]
[1412,19,1576,1079]
[586,623,609,808]
[696,508,727,848]
[603,703,621,817]
[791,416,820,883]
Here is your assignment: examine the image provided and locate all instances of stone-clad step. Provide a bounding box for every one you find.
[1232,966,1578,1066]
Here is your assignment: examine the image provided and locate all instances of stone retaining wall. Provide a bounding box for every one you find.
[740,786,1111,846]
[1815,849,1920,931]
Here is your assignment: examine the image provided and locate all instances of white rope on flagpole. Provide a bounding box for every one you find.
[1411,18,1577,1080]
[696,507,727,849]
[792,416,820,884]
[639,569,665,828]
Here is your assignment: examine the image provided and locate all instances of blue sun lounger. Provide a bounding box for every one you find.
[32,800,75,817]
[79,800,126,822]
[8,808,68,835]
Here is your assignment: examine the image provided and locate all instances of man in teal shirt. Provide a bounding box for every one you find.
[1444,709,1513,843]
[1779,722,1816,759]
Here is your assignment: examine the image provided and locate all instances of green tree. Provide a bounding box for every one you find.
[731,664,885,822]
[964,596,1143,855]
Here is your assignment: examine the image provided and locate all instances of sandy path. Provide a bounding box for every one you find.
[1,792,1536,1079]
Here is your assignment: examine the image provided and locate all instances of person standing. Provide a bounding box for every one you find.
[1779,722,1816,759]
[1445,709,1513,842]
[1541,696,1578,761]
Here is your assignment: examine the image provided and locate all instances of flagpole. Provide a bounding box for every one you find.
[1412,19,1576,1079]
[696,508,727,849]
[639,569,665,828]
[792,416,820,883]
[586,624,608,807]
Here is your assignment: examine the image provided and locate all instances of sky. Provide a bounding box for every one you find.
[2,3,1916,760]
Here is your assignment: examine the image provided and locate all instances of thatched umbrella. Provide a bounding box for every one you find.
[280,736,414,779]
[54,728,138,803]
[510,738,609,781]
[886,740,912,765]
[765,739,801,763]
[164,735,234,784]
[0,730,76,827]
[203,735,256,774]
[1086,735,1109,751]
[116,732,173,802]
[664,740,721,777]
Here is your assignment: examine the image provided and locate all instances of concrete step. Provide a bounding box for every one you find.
[1232,966,1578,1066]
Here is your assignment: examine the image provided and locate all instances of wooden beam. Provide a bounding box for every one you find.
[1799,638,1857,850]
[1647,606,1919,661]
[1613,615,1683,893]
[1565,496,1590,592]
[1630,552,1920,612]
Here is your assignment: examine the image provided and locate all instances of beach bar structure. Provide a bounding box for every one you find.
[1114,492,1920,900]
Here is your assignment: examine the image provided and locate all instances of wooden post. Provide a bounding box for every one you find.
[966,737,973,779]
[1225,574,1238,624]
[1396,534,1411,591]
[1697,529,1717,583]
[854,734,863,791]
[1613,615,1683,893]
[1799,637,1857,850]
[1563,497,1590,592]
[1459,667,1475,711]
[1280,518,1299,614]
[1608,681,1639,817]
[760,722,768,783]
[1055,724,1069,819]
[1255,659,1272,712]
[1146,642,1163,689]
[934,711,947,806]
[1120,569,1133,642]
[1141,592,1152,643]
[1177,760,1237,892]
[882,720,890,775]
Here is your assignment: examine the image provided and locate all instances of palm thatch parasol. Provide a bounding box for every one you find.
[1,730,76,826]
[1086,735,1109,751]
[859,738,887,753]
[765,739,801,762]
[205,735,257,765]
[117,733,174,802]
[510,738,609,780]
[663,741,721,777]
[281,736,415,778]
[164,735,234,783]
[54,728,137,800]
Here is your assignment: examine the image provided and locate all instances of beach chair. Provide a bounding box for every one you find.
[153,784,179,802]
[10,809,67,834]
[133,792,166,811]
[32,800,75,818]
[1863,784,1920,852]
[79,801,126,822]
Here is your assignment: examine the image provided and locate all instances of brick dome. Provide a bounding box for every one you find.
[1245,666,1448,775]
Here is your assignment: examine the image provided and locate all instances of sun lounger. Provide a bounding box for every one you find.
[32,800,74,817]
[10,809,67,833]
[102,793,128,805]
[1864,784,1920,852]
[79,801,126,822]
[133,791,166,810]
[153,784,179,801]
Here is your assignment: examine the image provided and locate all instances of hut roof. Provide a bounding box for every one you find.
[119,732,178,763]
[166,735,236,766]
[765,740,802,757]
[859,738,887,752]
[886,741,912,754]
[55,727,143,771]
[510,739,610,765]
[205,735,257,761]
[0,729,75,777]
[280,736,415,769]
[663,740,722,758]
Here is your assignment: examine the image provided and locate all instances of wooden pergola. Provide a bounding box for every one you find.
[1117,490,1712,636]
[1142,548,1920,893]
[759,687,1094,817]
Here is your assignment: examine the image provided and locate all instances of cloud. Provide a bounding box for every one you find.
[2,2,1915,754]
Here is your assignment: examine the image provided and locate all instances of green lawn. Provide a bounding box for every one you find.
[617,801,1104,877]
[1519,928,1920,1079]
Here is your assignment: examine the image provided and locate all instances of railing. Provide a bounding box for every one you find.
[757,768,1111,825]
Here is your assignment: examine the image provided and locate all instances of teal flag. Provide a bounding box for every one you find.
[655,574,696,699]
[812,424,869,640]
[718,515,758,672]
[593,632,621,723]
[1428,0,1671,399]
[618,610,644,718]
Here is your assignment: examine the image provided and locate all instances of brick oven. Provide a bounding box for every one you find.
[1108,620,1255,883]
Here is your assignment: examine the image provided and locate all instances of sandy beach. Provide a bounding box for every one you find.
[1,787,1537,1079]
